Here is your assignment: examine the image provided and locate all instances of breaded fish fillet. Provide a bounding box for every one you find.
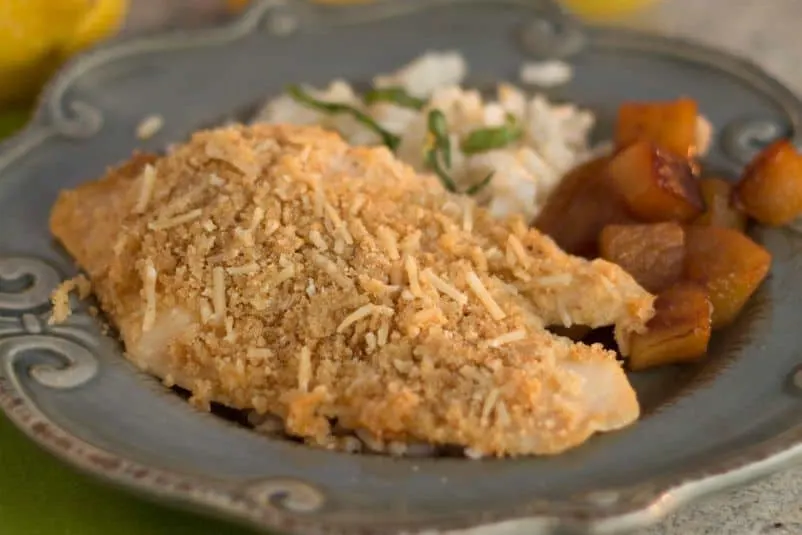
[50,124,654,457]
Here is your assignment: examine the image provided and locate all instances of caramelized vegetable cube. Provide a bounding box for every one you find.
[599,222,685,293]
[628,283,712,371]
[684,226,772,329]
[534,156,634,257]
[695,177,747,231]
[734,139,802,226]
[615,98,699,158]
[607,141,704,222]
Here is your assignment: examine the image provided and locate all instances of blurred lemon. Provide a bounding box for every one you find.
[561,0,659,20]
[0,0,128,107]
[227,0,374,13]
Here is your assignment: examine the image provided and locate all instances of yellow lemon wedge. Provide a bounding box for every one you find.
[59,0,129,59]
[227,0,374,13]
[0,0,127,106]
[561,0,658,21]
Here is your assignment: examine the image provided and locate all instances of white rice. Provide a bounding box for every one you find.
[253,51,597,221]
[519,60,574,87]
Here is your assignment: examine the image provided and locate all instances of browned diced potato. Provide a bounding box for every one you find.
[534,157,634,257]
[607,141,704,223]
[695,177,747,231]
[615,98,700,158]
[684,226,772,329]
[628,283,712,371]
[599,222,685,293]
[734,139,802,226]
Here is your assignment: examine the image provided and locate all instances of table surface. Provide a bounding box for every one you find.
[3,1,802,534]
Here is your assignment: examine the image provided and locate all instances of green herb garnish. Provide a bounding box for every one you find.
[460,113,522,155]
[427,109,452,167]
[464,171,495,195]
[363,87,426,110]
[287,85,401,151]
[424,109,495,195]
[424,109,457,192]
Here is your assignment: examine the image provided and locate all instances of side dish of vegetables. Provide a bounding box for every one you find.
[536,98,799,371]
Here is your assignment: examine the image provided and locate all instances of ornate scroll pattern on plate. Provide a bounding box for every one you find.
[0,256,98,390]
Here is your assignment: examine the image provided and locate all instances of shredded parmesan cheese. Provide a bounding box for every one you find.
[400,230,421,255]
[507,235,530,267]
[466,272,506,321]
[264,219,280,236]
[337,304,375,333]
[212,266,227,323]
[309,229,328,250]
[199,298,213,324]
[349,194,366,216]
[487,329,527,348]
[556,297,572,327]
[481,388,501,425]
[48,275,92,325]
[133,165,156,214]
[377,226,400,260]
[422,269,468,305]
[148,209,203,231]
[462,201,474,233]
[141,259,157,332]
[298,346,312,392]
[404,255,423,297]
[359,276,399,297]
[324,202,353,244]
[247,347,274,360]
[272,266,295,285]
[365,332,377,352]
[535,274,573,287]
[227,263,260,276]
[312,176,325,217]
[313,253,354,289]
[136,114,164,140]
[377,323,389,346]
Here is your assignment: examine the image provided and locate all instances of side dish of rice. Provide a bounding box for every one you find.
[253,51,596,221]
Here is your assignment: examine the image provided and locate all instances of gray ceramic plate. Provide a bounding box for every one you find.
[2,1,802,534]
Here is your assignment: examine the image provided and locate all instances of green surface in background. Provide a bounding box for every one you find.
[0,109,30,138]
[0,414,259,535]
[0,118,259,535]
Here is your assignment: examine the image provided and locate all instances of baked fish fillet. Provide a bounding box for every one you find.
[50,124,654,457]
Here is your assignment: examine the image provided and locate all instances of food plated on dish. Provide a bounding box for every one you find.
[48,52,797,460]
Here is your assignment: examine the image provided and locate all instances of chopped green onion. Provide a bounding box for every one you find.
[464,172,495,195]
[287,85,401,151]
[460,114,522,155]
[424,109,495,195]
[363,87,426,110]
[427,109,452,168]
[425,148,458,193]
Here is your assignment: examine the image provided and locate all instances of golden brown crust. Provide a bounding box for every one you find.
[50,124,653,456]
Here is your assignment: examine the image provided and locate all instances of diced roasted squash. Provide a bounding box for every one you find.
[607,141,704,222]
[534,156,634,257]
[684,225,772,329]
[628,283,712,371]
[599,222,685,293]
[615,98,700,158]
[695,177,747,231]
[734,139,802,226]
